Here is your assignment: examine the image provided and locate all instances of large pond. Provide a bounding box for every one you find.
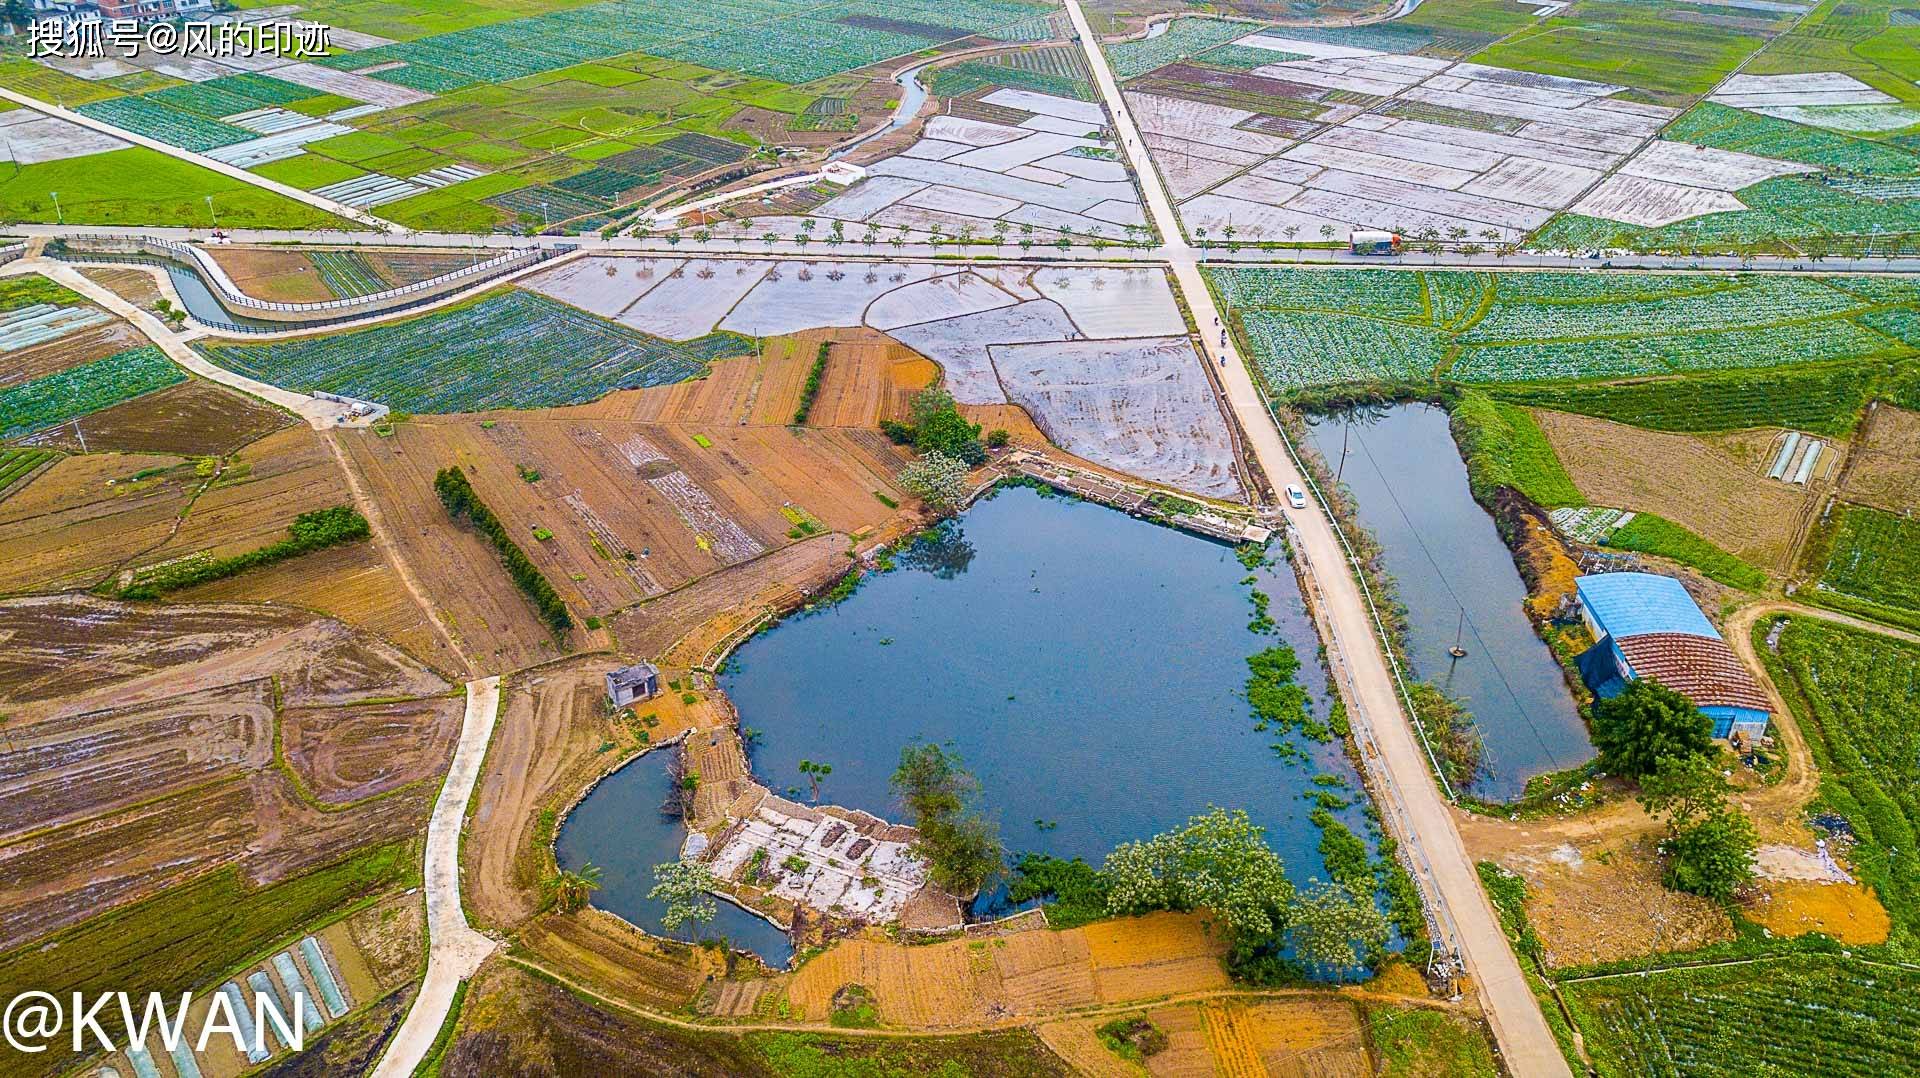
[562,485,1376,960]
[725,485,1371,908]
[1305,404,1591,800]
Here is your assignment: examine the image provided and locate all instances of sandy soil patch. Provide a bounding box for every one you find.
[1746,878,1891,944]
[1536,408,1813,573]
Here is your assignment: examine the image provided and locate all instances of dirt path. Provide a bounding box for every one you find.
[319,428,470,674]
[1061,3,1572,1073]
[2,258,354,427]
[371,676,502,1078]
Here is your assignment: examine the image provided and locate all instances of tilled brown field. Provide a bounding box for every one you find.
[176,540,451,672]
[0,451,199,593]
[1840,403,1920,513]
[0,597,452,948]
[781,911,1226,1028]
[143,425,356,564]
[338,410,908,671]
[201,245,337,303]
[282,696,463,804]
[22,378,293,457]
[77,267,166,309]
[0,594,447,711]
[1536,409,1814,574]
[4,317,146,383]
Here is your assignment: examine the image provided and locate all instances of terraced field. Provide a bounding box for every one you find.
[197,291,746,412]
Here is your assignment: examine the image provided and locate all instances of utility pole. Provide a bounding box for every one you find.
[49,190,61,224]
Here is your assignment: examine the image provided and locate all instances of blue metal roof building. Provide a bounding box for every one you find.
[1573,573,1770,741]
[1574,573,1719,642]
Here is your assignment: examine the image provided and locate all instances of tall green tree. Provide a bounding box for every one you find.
[1637,752,1735,836]
[908,388,985,464]
[1663,810,1757,901]
[1591,679,1712,778]
[891,743,1003,896]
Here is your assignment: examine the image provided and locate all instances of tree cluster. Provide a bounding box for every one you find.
[1596,680,1756,901]
[435,466,573,634]
[890,743,1003,897]
[882,388,986,465]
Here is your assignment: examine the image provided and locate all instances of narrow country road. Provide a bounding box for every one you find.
[372,676,501,1078]
[1061,3,1574,1074]
[1,257,359,427]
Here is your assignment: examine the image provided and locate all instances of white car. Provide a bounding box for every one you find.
[1285,485,1308,510]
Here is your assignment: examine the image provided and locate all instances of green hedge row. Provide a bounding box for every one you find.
[434,465,572,635]
[792,341,830,425]
[119,505,369,599]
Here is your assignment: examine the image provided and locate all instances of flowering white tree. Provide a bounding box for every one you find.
[1101,808,1295,938]
[896,451,971,513]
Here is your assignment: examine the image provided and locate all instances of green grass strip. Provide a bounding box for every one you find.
[435,466,572,635]
[1608,512,1766,590]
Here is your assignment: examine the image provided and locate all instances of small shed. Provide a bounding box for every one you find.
[606,662,660,707]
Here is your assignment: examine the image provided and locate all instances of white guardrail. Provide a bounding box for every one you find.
[148,239,541,314]
[0,242,26,267]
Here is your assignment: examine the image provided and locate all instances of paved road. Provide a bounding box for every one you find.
[1062,3,1573,1074]
[14,219,1920,276]
[0,89,401,234]
[372,676,501,1078]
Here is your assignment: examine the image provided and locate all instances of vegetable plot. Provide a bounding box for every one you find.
[198,291,745,413]
[0,346,183,439]
[1210,267,1920,395]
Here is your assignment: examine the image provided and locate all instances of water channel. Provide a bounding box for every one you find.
[1305,404,1591,800]
[561,486,1376,959]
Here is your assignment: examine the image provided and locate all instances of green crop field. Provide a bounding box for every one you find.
[199,290,747,412]
[1819,504,1920,616]
[0,148,349,229]
[1212,268,1919,396]
[1486,363,1891,437]
[1763,617,1920,938]
[1468,0,1784,100]
[1,346,185,439]
[1105,17,1251,80]
[1565,955,1920,1077]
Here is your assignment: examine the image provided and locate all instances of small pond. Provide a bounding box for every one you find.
[1305,404,1592,800]
[556,753,796,968]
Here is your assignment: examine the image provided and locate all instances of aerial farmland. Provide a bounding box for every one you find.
[6,0,1920,1074]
